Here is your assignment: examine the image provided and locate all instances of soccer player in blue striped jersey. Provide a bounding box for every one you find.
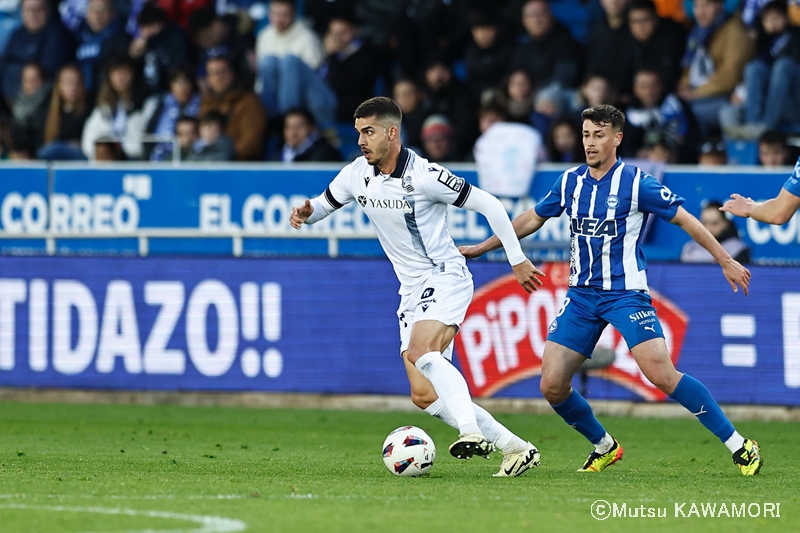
[721,156,800,224]
[462,105,763,475]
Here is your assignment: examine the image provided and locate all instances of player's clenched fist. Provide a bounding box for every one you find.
[290,199,314,229]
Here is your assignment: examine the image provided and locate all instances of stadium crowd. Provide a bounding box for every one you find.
[0,0,798,164]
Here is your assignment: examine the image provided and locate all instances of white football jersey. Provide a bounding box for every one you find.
[316,148,473,294]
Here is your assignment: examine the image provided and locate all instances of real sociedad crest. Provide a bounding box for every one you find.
[402,175,414,192]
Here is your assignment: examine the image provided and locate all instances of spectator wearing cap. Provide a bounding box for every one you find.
[199,55,267,160]
[758,129,791,166]
[322,15,381,122]
[280,107,341,162]
[464,10,515,101]
[641,129,679,162]
[420,114,458,162]
[698,137,728,165]
[0,0,74,105]
[129,4,189,94]
[420,57,477,159]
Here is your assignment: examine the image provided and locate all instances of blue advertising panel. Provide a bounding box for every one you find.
[0,257,797,405]
[0,165,49,254]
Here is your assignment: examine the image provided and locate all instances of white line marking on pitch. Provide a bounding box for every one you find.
[0,503,246,533]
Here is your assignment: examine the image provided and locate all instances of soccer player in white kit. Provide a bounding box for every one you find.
[290,97,543,476]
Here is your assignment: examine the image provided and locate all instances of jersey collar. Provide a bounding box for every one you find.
[585,157,622,183]
[373,146,410,178]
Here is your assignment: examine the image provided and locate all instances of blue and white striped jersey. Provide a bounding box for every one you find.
[784,156,800,198]
[535,159,684,291]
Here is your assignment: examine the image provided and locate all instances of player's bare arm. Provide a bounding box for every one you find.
[670,206,751,295]
[459,208,549,258]
[721,189,800,225]
[290,199,314,229]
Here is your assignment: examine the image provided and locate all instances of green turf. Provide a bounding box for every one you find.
[0,401,796,533]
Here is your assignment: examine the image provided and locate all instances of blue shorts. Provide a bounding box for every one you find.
[547,287,664,358]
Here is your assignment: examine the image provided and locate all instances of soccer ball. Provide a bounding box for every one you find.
[381,426,436,477]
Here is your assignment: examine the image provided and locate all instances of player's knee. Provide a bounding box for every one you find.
[649,372,680,395]
[540,377,569,403]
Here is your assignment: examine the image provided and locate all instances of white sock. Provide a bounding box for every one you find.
[595,432,615,454]
[415,351,480,435]
[424,399,527,454]
[724,431,745,453]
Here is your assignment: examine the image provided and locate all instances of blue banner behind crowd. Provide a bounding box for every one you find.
[0,163,798,263]
[0,256,797,405]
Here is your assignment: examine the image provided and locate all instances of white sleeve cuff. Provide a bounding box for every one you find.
[460,186,527,266]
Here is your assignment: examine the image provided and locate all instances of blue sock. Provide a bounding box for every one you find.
[670,374,735,443]
[551,390,607,444]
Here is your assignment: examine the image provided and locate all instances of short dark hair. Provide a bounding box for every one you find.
[581,105,625,132]
[167,64,198,92]
[353,97,402,125]
[761,0,788,16]
[137,3,168,26]
[758,129,787,146]
[628,0,657,15]
[285,107,316,127]
[175,115,198,131]
[188,6,217,37]
[478,101,509,121]
[200,110,226,128]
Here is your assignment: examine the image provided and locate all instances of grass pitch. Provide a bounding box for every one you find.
[0,401,797,533]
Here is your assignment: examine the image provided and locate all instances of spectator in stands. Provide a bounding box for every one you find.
[81,55,156,160]
[545,117,584,163]
[565,73,616,119]
[280,107,342,162]
[498,69,535,123]
[473,101,543,197]
[37,64,89,160]
[508,0,583,92]
[420,114,458,162]
[0,0,74,105]
[627,0,687,93]
[187,110,235,161]
[199,55,267,161]
[678,0,755,136]
[681,200,750,263]
[586,0,635,99]
[391,0,470,78]
[322,15,381,122]
[189,7,251,87]
[758,129,791,166]
[174,114,198,160]
[393,77,426,151]
[303,0,358,36]
[11,61,51,157]
[145,64,201,161]
[464,10,515,101]
[129,4,189,95]
[739,0,800,138]
[641,128,680,162]
[419,56,477,160]
[623,68,701,162]
[93,134,127,160]
[255,0,326,121]
[697,136,728,165]
[74,0,130,96]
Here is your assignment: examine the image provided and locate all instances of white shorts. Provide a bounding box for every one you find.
[397,262,474,361]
